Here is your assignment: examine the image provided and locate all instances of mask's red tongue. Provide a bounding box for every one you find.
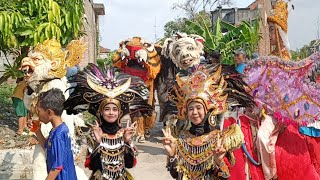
[126,45,142,59]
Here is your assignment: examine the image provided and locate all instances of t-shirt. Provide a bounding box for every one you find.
[46,123,77,180]
[12,80,27,99]
[235,63,246,74]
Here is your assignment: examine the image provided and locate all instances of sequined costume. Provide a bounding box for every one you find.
[64,64,154,179]
[157,33,205,129]
[244,53,320,179]
[166,64,256,179]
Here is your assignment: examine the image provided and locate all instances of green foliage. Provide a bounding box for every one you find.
[0,83,16,122]
[0,0,85,48]
[82,111,96,125]
[185,16,261,64]
[1,49,26,80]
[97,51,116,68]
[0,83,15,105]
[291,39,320,61]
[164,11,212,38]
[0,0,85,84]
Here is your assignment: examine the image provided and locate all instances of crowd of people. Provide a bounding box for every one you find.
[8,0,320,180]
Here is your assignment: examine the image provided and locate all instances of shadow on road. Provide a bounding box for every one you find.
[136,144,166,155]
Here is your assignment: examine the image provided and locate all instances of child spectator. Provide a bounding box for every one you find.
[12,78,27,135]
[29,88,77,180]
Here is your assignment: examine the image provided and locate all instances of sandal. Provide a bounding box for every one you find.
[136,135,146,143]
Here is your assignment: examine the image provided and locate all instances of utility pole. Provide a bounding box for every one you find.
[154,16,157,42]
[317,16,320,40]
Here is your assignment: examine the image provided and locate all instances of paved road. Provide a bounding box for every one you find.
[81,106,174,180]
[128,122,174,180]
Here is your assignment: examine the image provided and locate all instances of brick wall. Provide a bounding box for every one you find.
[80,0,97,69]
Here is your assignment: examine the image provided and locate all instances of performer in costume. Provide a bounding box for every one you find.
[163,64,256,179]
[158,33,205,130]
[64,64,154,179]
[268,0,291,60]
[243,1,320,179]
[160,33,265,179]
[113,37,160,142]
[245,54,320,180]
[20,38,87,180]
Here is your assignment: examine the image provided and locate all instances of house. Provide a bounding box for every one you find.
[211,6,258,27]
[99,46,111,59]
[80,0,105,68]
[210,0,273,56]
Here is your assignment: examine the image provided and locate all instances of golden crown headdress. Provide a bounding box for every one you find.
[267,0,288,32]
[171,65,228,120]
[33,38,87,78]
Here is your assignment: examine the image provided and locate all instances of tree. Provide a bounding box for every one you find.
[97,51,115,68]
[0,0,85,84]
[186,16,261,64]
[173,0,233,18]
[290,40,320,61]
[164,11,212,38]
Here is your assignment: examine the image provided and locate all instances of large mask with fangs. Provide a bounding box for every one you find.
[20,39,86,90]
[162,33,204,70]
[113,37,161,84]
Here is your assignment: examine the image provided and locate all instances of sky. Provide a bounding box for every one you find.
[94,0,320,51]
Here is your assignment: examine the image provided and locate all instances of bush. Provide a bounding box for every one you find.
[0,83,16,121]
[0,83,15,106]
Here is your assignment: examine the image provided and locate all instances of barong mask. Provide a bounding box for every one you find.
[113,36,161,82]
[162,33,204,70]
[20,39,86,90]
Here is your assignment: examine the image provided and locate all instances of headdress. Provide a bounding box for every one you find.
[31,38,86,78]
[267,0,291,59]
[171,64,255,121]
[64,63,153,123]
[267,0,288,33]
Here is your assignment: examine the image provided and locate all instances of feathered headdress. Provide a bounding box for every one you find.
[171,64,255,121]
[64,63,154,122]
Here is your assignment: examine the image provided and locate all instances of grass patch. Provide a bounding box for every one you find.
[0,83,16,121]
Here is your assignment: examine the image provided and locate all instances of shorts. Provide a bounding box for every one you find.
[12,97,27,117]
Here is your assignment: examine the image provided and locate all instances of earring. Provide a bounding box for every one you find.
[208,111,217,127]
[117,110,123,126]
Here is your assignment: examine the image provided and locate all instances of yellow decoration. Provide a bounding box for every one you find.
[33,38,87,78]
[175,124,244,179]
[267,0,288,33]
[86,76,131,99]
[172,65,228,120]
[65,40,87,67]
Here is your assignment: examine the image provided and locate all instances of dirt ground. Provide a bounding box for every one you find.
[126,121,174,180]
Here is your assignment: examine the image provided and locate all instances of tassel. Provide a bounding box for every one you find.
[222,124,244,151]
[261,108,267,118]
